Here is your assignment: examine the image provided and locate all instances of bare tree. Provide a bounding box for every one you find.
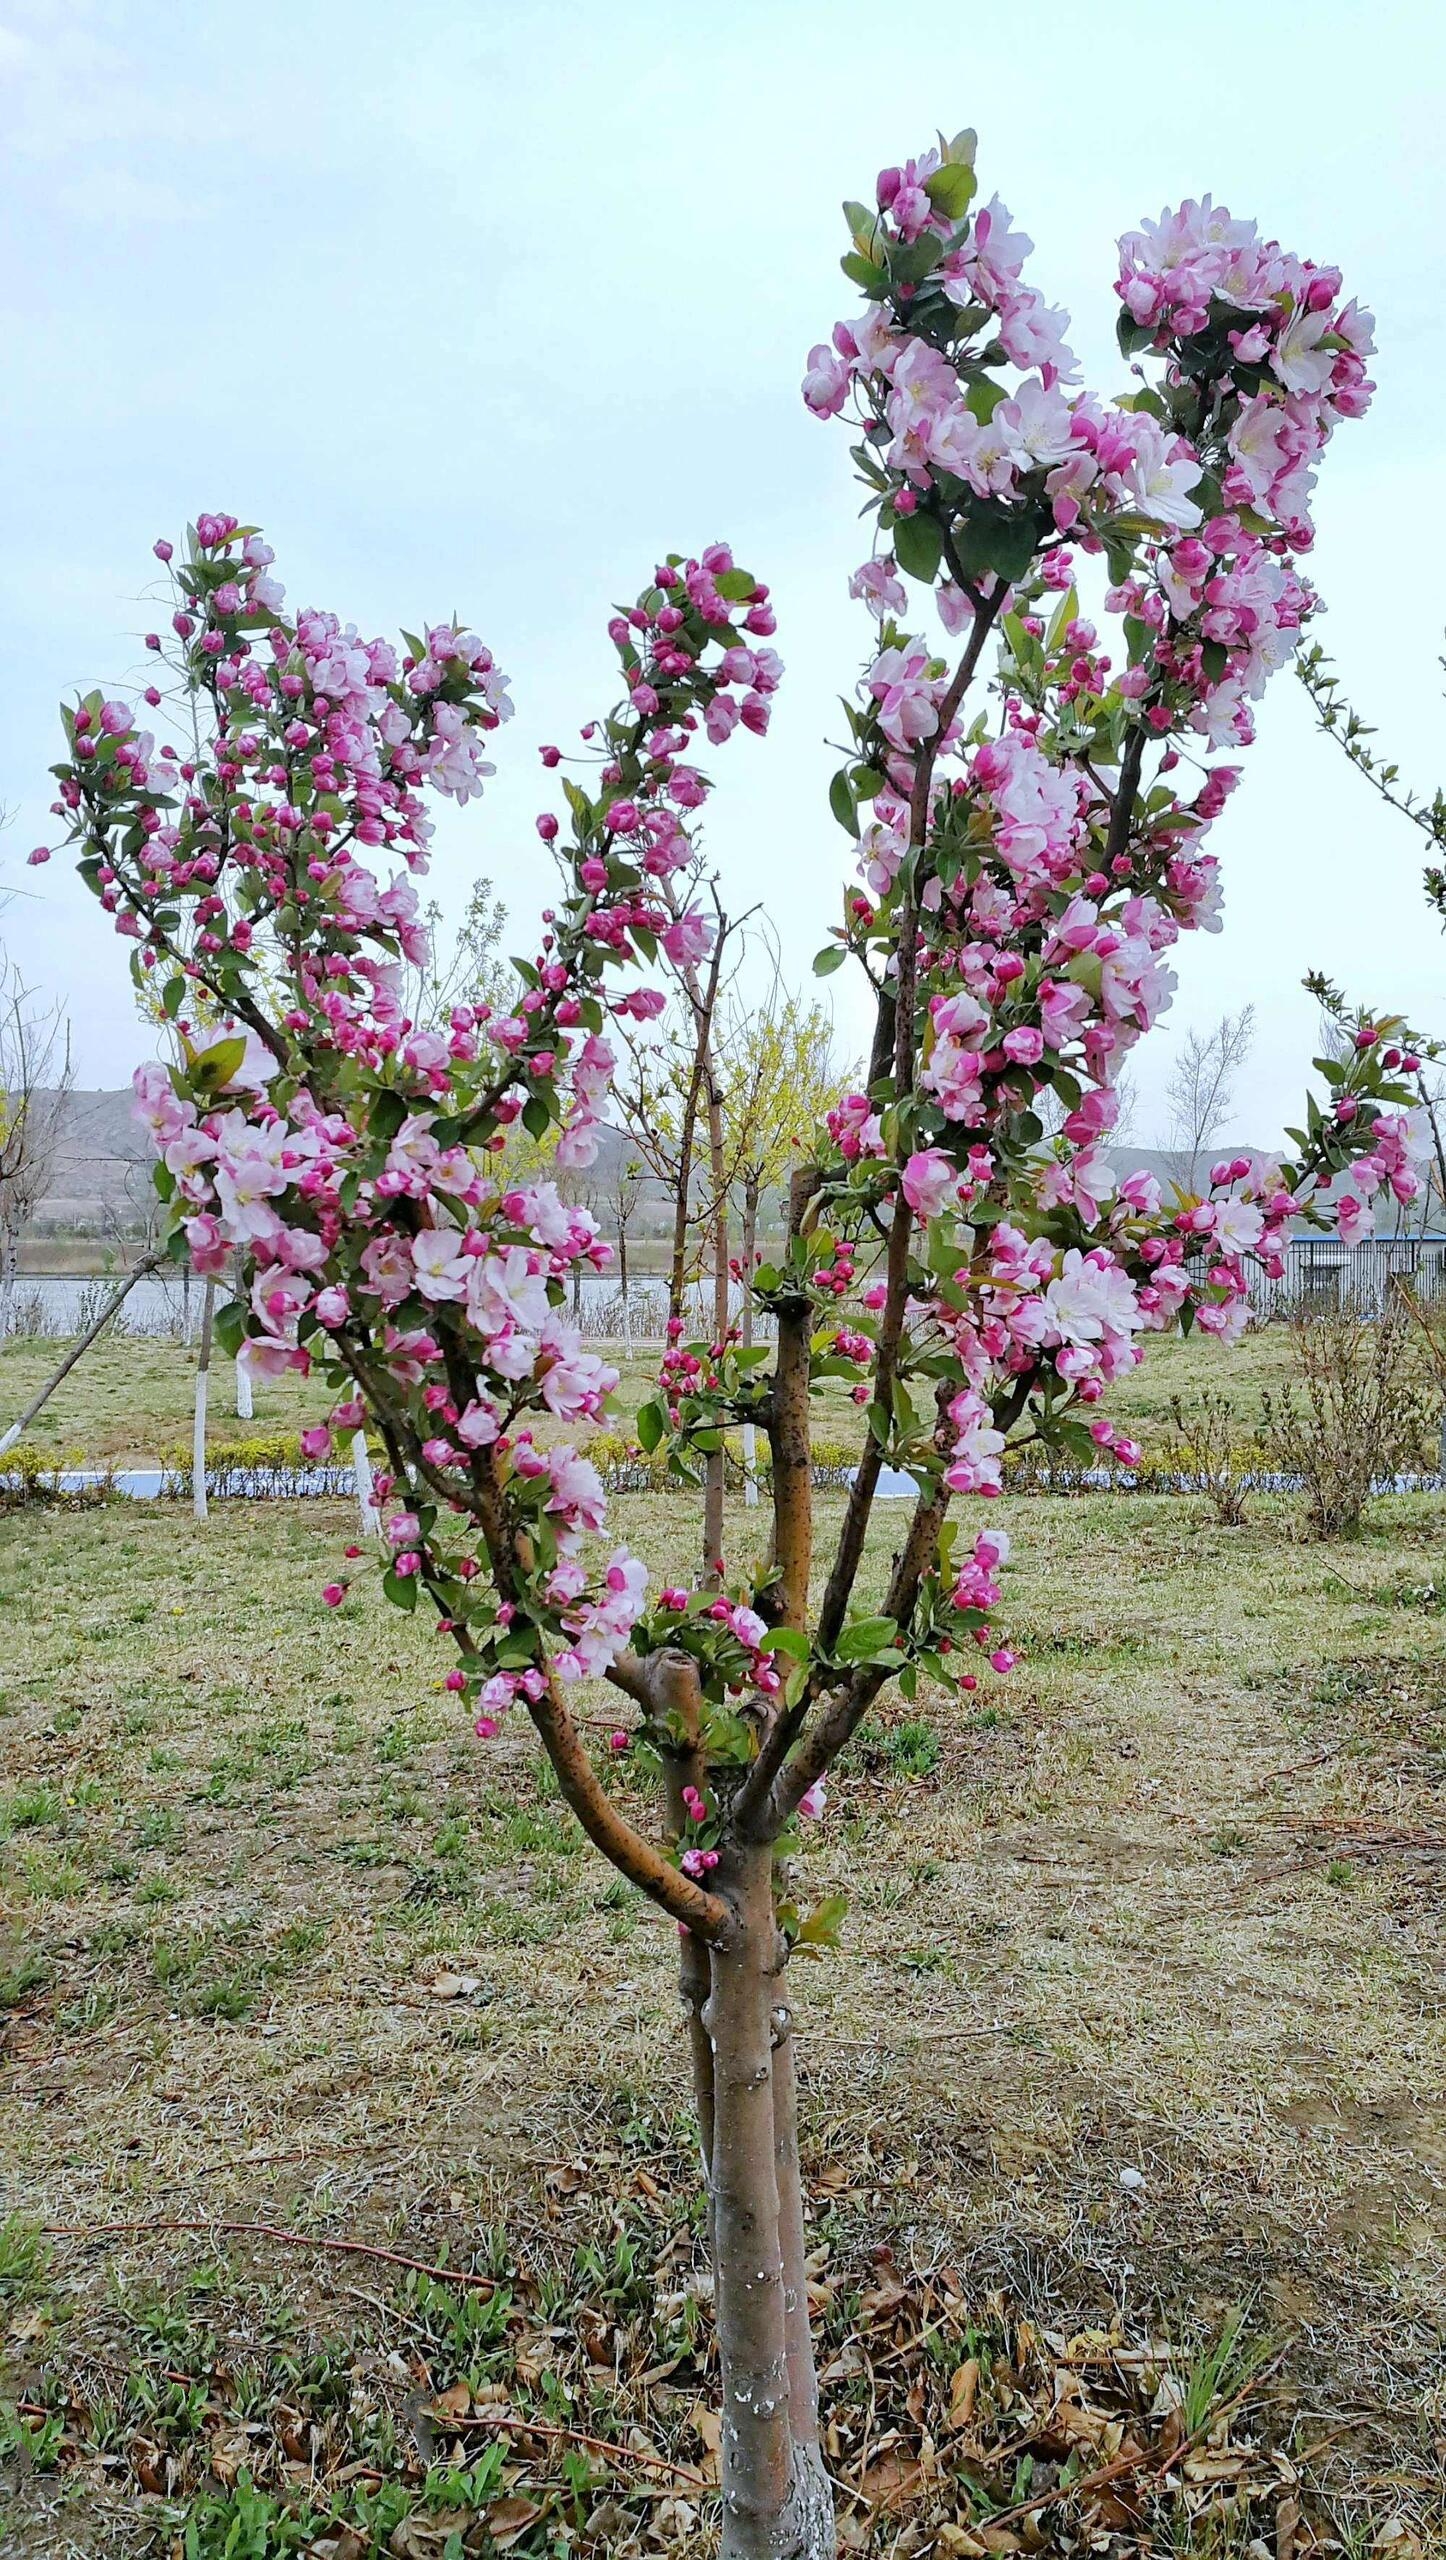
[614,907,742,1571]
[405,871,508,1027]
[719,979,849,1503]
[606,1153,647,1350]
[1163,1004,1255,1190]
[0,967,73,1331]
[1037,1060,1136,1145]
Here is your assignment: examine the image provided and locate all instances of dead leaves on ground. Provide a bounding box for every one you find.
[7,2154,1438,2556]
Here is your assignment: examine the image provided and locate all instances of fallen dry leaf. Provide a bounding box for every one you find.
[486,2499,544,2550]
[946,2357,980,2429]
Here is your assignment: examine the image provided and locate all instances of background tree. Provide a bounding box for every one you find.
[0,965,72,1332]
[605,1150,647,1346]
[51,140,1422,2557]
[405,870,508,1027]
[1162,1004,1256,1190]
[718,980,847,1501]
[613,907,749,1572]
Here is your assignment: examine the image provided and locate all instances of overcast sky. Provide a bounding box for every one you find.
[2,0,1443,1147]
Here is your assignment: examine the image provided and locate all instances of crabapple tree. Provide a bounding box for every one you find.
[46,126,1430,2560]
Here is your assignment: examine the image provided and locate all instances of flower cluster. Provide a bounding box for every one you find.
[634,139,1415,1716]
[48,522,777,1733]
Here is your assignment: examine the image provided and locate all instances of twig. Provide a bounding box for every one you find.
[447,2406,708,2490]
[970,2344,1288,2531]
[809,2022,1017,2047]
[41,2217,498,2294]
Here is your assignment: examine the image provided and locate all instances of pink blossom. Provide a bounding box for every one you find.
[901,1149,956,1219]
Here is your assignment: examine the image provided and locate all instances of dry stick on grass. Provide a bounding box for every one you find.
[0,1252,162,1457]
[41,2217,501,2295]
[443,2408,710,2492]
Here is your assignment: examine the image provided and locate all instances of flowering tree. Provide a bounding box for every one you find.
[45,131,1432,2560]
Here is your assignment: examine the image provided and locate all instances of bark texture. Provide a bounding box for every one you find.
[706,1844,835,2559]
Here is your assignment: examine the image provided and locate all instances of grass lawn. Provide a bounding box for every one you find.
[1,1476,1443,2555]
[0,1325,1301,1472]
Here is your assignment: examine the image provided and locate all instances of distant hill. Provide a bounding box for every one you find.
[23,1091,683,1237]
[22,1097,1439,1242]
[29,1088,155,1230]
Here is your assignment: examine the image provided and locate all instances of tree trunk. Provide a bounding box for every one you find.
[648,1651,717,2249]
[618,1215,633,1356]
[669,1050,706,1333]
[741,1171,760,1508]
[353,1428,381,1540]
[705,1842,834,2560]
[192,1279,215,1524]
[230,1252,252,1415]
[703,1056,730,1577]
[0,1225,18,1338]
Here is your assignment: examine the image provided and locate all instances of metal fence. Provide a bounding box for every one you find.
[1246,1234,1446,1320]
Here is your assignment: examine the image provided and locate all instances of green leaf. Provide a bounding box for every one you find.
[762,1627,810,1660]
[635,1399,664,1454]
[964,376,1008,424]
[842,198,878,251]
[161,974,186,1020]
[370,1089,407,1141]
[841,249,886,292]
[924,161,976,220]
[382,1566,419,1613]
[813,945,847,977]
[796,1894,849,1952]
[829,769,859,839]
[889,231,945,287]
[892,509,943,585]
[1045,585,1080,652]
[835,1613,899,1665]
[212,1300,245,1359]
[521,1092,551,1141]
[189,1034,246,1094]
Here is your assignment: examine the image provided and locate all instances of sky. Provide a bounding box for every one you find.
[1,0,1443,1149]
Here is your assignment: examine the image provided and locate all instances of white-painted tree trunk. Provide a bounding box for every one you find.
[192,1279,215,1524]
[234,1361,253,1420]
[0,1229,18,1340]
[742,1419,760,1507]
[353,1429,381,1539]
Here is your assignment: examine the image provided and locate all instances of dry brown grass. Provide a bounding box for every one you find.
[1,1488,1443,2552]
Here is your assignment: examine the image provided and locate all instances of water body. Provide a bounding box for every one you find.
[5,1459,1441,1505]
[3,1269,730,1345]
